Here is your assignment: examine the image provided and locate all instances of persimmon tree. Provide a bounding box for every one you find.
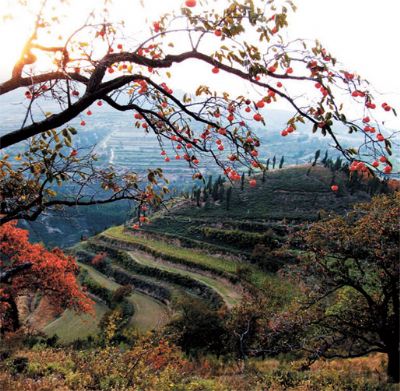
[263,193,399,382]
[0,0,397,225]
[0,221,93,334]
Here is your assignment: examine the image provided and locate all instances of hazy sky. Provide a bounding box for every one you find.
[1,0,399,105]
[289,0,400,96]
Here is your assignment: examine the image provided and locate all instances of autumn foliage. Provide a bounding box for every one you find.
[0,221,92,333]
[91,251,108,265]
[281,192,400,382]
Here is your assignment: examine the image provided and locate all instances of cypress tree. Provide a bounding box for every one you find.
[279,155,285,169]
[206,176,213,192]
[312,149,321,166]
[226,187,232,210]
[219,185,225,201]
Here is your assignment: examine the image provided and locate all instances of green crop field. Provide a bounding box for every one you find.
[101,226,278,289]
[43,301,108,344]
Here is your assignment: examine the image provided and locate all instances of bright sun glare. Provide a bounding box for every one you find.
[0,0,186,77]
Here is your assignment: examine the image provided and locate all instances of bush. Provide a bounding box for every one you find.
[10,357,28,375]
[251,245,296,272]
[165,297,227,357]
[0,347,393,390]
[111,285,133,303]
[197,227,281,250]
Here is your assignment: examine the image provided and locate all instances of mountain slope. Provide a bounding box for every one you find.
[40,165,374,343]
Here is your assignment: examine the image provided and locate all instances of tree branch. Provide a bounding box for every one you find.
[0,263,32,283]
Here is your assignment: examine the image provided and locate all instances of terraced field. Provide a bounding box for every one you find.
[53,224,275,341]
[151,166,371,224]
[102,226,239,275]
[130,165,374,270]
[81,238,229,309]
[128,251,242,307]
[44,166,357,343]
[100,225,275,289]
[79,263,169,332]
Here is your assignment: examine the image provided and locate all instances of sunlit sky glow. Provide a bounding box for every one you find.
[0,0,399,120]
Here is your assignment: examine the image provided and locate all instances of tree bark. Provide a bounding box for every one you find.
[0,294,20,334]
[0,263,32,283]
[387,348,400,383]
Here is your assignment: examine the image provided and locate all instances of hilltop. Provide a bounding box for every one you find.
[137,165,372,256]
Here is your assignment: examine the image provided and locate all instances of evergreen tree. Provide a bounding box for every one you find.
[202,187,208,202]
[279,155,285,169]
[241,173,245,191]
[312,150,321,166]
[195,189,201,207]
[321,150,328,166]
[212,180,219,201]
[206,176,213,192]
[307,150,320,176]
[334,156,342,171]
[218,185,225,202]
[226,187,232,210]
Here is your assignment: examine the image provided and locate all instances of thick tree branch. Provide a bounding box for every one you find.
[0,193,139,225]
[0,49,358,160]
[0,73,140,149]
[0,263,32,283]
[0,72,88,95]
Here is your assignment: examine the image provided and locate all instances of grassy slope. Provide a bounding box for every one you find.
[43,301,107,343]
[43,262,170,342]
[172,166,371,220]
[128,251,241,307]
[79,262,169,332]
